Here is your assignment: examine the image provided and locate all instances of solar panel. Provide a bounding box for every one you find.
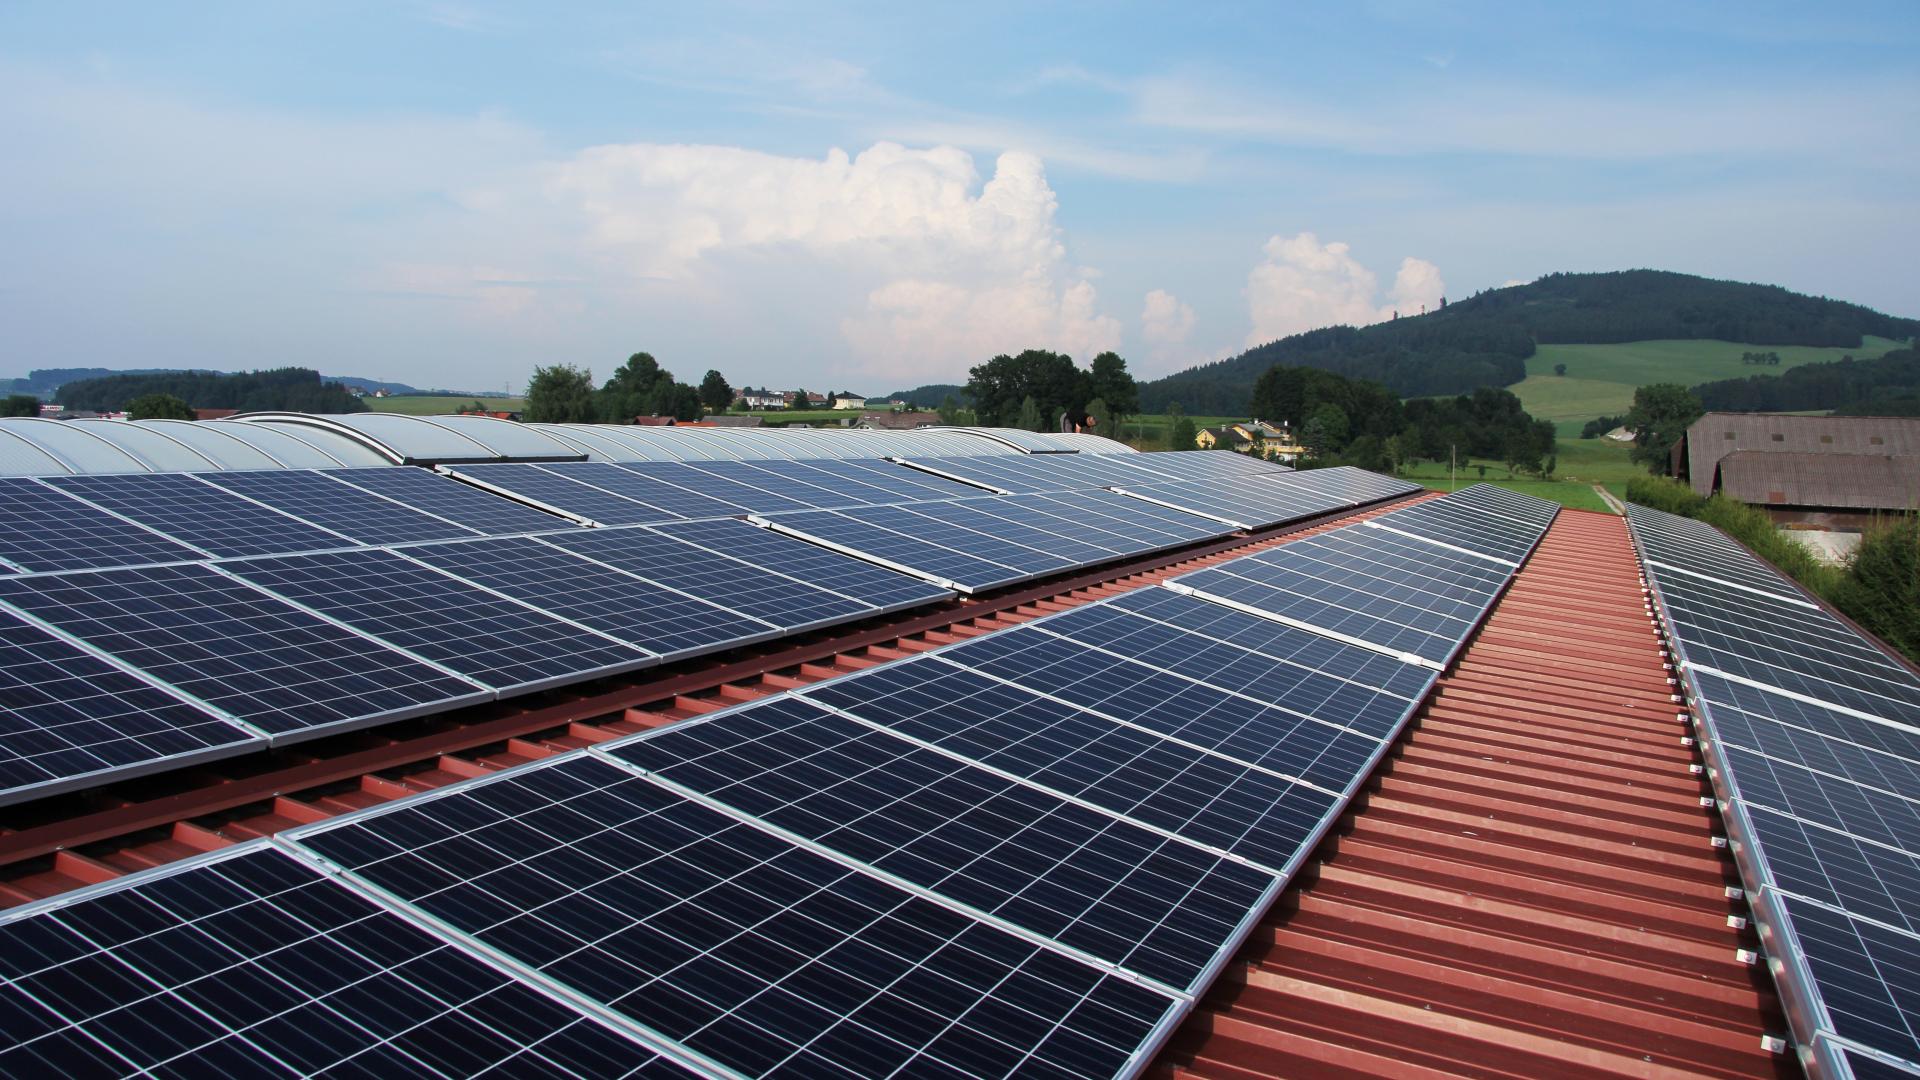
[802,657,1340,874]
[324,466,575,535]
[931,624,1390,789]
[438,464,673,527]
[1051,588,1437,725]
[1738,804,1920,937]
[536,528,875,631]
[754,509,1051,593]
[196,469,483,546]
[1442,483,1561,527]
[1367,500,1541,563]
[1106,451,1294,484]
[808,459,983,501]
[1763,893,1920,1071]
[1272,536,1504,611]
[0,844,692,1078]
[610,696,1280,994]
[0,477,205,572]
[620,462,818,515]
[224,548,655,695]
[289,754,1184,1079]
[895,501,1134,564]
[644,519,950,616]
[1172,562,1465,665]
[1683,640,1920,730]
[1693,672,1920,807]
[672,461,841,512]
[1290,528,1510,598]
[0,607,256,805]
[44,473,359,558]
[1026,489,1235,545]
[1108,476,1347,530]
[1718,744,1920,854]
[731,460,909,507]
[1648,573,1892,676]
[400,536,781,660]
[544,462,752,519]
[0,563,489,740]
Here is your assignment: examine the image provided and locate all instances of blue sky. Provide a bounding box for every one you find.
[3,2,1915,393]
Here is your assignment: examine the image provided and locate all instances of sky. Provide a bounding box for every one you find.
[2,2,1916,395]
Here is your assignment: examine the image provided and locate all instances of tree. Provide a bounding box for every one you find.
[598,352,672,422]
[937,394,963,425]
[1015,395,1043,432]
[1166,402,1196,451]
[1554,363,1568,377]
[791,388,809,411]
[698,370,733,413]
[1087,352,1138,428]
[127,393,196,421]
[1300,403,1350,459]
[0,395,39,417]
[653,382,703,422]
[1623,382,1704,474]
[965,349,1089,427]
[1085,397,1112,439]
[524,364,597,423]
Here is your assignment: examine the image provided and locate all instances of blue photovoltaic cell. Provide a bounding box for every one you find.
[1240,541,1494,618]
[541,462,750,520]
[1053,589,1436,728]
[43,473,357,558]
[1740,804,1920,938]
[1771,894,1920,1068]
[1442,483,1560,527]
[0,563,487,739]
[0,608,254,804]
[803,658,1340,873]
[1109,451,1294,483]
[443,464,671,526]
[224,548,652,694]
[401,536,777,659]
[197,470,482,546]
[0,477,205,572]
[536,528,872,630]
[895,501,1131,564]
[1654,574,1900,678]
[804,459,980,501]
[759,509,1045,591]
[735,461,907,507]
[1026,490,1234,545]
[1721,745,1920,856]
[1175,563,1462,664]
[1290,529,1508,599]
[649,518,952,612]
[671,461,836,513]
[1683,639,1920,730]
[293,754,1181,1080]
[934,625,1389,789]
[0,845,689,1079]
[613,696,1278,993]
[619,462,817,515]
[1371,500,1539,562]
[322,467,573,535]
[1694,673,1920,806]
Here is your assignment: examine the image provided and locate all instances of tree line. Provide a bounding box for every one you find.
[55,368,368,414]
[1693,347,1920,413]
[523,355,737,424]
[961,350,1139,434]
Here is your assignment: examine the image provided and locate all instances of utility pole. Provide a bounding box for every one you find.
[1450,444,1456,490]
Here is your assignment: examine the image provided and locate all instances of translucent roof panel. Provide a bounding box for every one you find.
[133,420,288,470]
[198,420,388,468]
[407,415,585,461]
[1053,433,1137,454]
[933,426,1083,453]
[66,420,224,472]
[278,413,498,464]
[0,428,76,476]
[0,418,150,474]
[522,425,624,461]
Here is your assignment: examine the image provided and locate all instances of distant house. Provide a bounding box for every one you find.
[738,390,787,409]
[1194,419,1299,459]
[856,410,940,430]
[831,395,867,410]
[704,415,763,428]
[1672,412,1920,526]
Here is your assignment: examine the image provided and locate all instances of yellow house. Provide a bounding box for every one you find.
[1196,420,1300,459]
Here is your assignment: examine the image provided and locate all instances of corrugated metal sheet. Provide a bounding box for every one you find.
[1686,413,1920,500]
[1716,450,1920,510]
[1154,509,1799,1080]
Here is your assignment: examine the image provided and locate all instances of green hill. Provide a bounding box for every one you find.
[1138,270,1920,416]
[1515,336,1908,435]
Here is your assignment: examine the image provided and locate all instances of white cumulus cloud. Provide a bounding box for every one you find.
[1244,232,1444,345]
[1140,288,1196,346]
[541,142,1117,380]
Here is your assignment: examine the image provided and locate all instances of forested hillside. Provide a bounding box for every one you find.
[1693,347,1920,413]
[1140,270,1920,415]
[57,368,368,413]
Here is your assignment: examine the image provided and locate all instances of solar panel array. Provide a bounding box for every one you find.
[1171,484,1555,670]
[1627,503,1920,1078]
[892,449,1294,495]
[0,477,1538,1077]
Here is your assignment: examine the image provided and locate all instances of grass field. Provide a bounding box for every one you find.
[367,395,526,415]
[1512,336,1905,435]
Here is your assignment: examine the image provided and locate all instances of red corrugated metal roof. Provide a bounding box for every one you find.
[1153,509,1800,1080]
